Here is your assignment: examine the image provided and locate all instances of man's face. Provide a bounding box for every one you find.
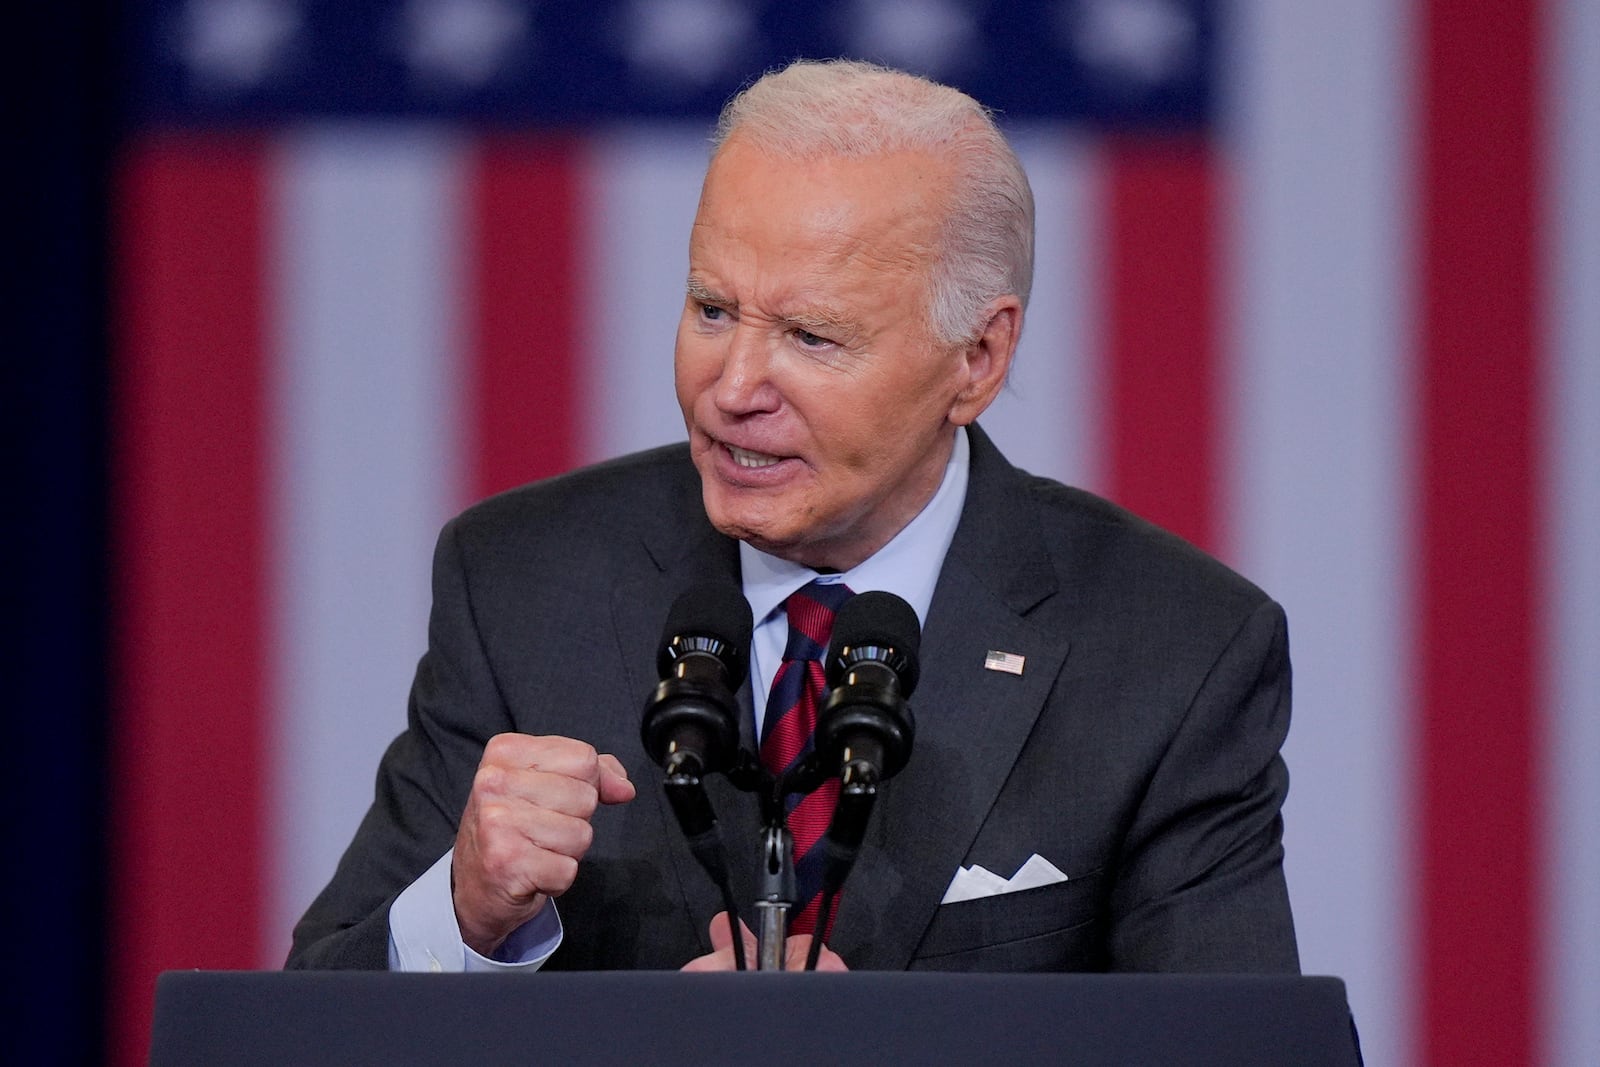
[675,137,990,571]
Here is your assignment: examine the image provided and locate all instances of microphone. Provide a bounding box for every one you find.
[640,582,751,782]
[804,591,919,967]
[816,590,919,783]
[639,582,753,970]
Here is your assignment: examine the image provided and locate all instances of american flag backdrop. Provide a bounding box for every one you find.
[110,2,1597,1065]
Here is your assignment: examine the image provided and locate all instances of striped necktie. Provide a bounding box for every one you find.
[760,579,853,935]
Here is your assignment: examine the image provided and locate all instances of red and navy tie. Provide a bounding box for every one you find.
[760,579,854,935]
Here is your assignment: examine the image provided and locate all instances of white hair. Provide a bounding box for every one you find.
[711,59,1035,346]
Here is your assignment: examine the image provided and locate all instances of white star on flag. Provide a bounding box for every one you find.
[400,0,530,89]
[179,0,301,89]
[1065,0,1197,86]
[617,0,759,89]
[841,0,980,79]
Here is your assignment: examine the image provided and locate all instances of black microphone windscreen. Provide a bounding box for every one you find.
[658,582,753,679]
[829,591,921,695]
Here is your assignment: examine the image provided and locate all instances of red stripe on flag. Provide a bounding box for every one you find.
[467,136,588,498]
[1102,135,1221,555]
[110,139,270,1066]
[1416,1,1542,1064]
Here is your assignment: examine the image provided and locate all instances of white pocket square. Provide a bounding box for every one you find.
[940,853,1069,904]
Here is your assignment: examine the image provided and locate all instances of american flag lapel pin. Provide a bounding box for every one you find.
[984,650,1026,676]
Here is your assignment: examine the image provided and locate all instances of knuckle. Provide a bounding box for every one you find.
[476,832,517,876]
[473,764,505,796]
[572,819,595,856]
[483,733,518,764]
[569,744,601,783]
[546,855,579,893]
[573,782,600,819]
[476,801,511,832]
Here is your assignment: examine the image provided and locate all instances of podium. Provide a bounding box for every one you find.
[151,971,1362,1065]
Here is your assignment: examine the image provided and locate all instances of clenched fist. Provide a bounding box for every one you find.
[452,733,635,957]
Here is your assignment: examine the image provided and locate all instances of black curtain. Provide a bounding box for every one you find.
[6,1,113,1061]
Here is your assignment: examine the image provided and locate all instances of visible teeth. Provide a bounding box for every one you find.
[727,444,782,468]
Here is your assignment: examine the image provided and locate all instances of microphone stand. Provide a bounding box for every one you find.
[749,763,802,971]
[753,821,795,971]
[757,755,836,971]
[655,703,896,972]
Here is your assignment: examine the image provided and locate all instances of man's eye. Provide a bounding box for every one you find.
[794,328,831,348]
[700,303,726,322]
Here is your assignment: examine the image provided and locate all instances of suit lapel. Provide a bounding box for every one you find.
[828,426,1072,969]
[609,508,762,954]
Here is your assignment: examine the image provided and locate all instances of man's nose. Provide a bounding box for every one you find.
[713,324,780,415]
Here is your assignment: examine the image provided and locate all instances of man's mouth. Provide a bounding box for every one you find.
[725,443,784,469]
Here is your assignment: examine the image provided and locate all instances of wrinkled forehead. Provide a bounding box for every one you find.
[687,140,949,333]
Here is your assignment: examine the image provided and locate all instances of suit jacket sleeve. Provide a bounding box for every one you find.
[1107,598,1298,972]
[286,517,511,969]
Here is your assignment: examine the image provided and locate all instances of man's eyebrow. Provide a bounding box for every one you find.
[685,277,728,305]
[686,277,860,339]
[778,302,861,339]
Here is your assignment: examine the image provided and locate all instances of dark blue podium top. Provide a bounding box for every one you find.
[152,970,1362,1066]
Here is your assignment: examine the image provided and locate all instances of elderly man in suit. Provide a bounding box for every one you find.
[288,59,1299,974]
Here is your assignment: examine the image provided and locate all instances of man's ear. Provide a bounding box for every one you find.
[948,297,1023,426]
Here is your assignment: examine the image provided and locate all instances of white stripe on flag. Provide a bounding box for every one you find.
[1223,3,1412,1065]
[1545,0,1600,1061]
[987,129,1102,491]
[267,128,467,961]
[586,126,710,463]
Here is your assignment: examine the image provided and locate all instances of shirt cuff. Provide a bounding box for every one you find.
[387,848,563,972]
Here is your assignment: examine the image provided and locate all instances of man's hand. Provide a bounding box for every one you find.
[452,733,636,957]
[680,912,848,972]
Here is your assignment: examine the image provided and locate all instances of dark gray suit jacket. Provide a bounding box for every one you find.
[287,426,1298,972]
